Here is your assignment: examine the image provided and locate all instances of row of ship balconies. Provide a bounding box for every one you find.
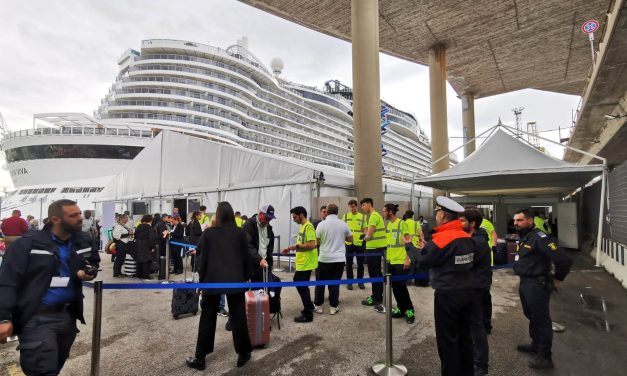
[129,58,354,133]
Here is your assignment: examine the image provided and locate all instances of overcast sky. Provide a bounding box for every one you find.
[0,0,581,189]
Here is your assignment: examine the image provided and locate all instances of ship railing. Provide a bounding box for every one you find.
[0,126,156,141]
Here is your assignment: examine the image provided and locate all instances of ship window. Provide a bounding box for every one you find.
[4,145,143,163]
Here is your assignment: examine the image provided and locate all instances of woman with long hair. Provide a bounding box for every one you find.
[186,202,253,369]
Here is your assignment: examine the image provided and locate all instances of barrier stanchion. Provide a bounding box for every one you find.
[165,235,171,281]
[372,260,407,376]
[274,235,283,273]
[90,281,103,376]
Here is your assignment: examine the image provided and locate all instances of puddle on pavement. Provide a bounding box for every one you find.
[580,293,611,333]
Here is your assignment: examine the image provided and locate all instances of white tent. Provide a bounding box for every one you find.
[416,128,604,196]
[97,131,431,243]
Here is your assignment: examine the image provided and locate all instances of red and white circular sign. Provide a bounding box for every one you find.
[581,20,599,34]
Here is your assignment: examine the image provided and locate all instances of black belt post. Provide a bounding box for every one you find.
[90,281,103,376]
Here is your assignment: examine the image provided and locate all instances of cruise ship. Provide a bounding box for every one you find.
[0,38,443,219]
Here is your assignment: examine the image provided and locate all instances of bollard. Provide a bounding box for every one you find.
[90,281,103,376]
[372,262,407,376]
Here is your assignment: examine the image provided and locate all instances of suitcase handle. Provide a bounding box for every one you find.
[263,266,269,294]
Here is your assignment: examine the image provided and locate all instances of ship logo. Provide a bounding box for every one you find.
[10,167,28,176]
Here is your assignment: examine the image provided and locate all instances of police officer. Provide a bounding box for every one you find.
[460,207,493,376]
[513,208,571,370]
[342,199,365,290]
[406,196,477,376]
[0,199,99,376]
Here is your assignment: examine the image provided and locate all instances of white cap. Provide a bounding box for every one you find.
[435,196,465,213]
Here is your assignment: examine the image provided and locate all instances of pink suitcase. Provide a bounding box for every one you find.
[245,268,271,347]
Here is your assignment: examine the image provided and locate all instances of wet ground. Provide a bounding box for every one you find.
[2,250,626,376]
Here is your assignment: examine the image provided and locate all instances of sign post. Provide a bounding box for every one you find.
[581,20,599,64]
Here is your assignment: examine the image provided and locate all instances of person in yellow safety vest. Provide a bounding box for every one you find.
[479,217,498,266]
[199,205,210,230]
[234,211,244,228]
[282,206,318,323]
[383,204,416,324]
[534,212,551,234]
[342,199,366,291]
[403,210,429,287]
[359,197,386,313]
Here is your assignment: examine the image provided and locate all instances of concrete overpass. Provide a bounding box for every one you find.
[564,1,627,167]
[240,0,618,204]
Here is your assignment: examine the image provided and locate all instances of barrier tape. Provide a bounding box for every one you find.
[83,264,514,290]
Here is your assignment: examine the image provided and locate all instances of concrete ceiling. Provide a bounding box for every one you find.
[241,0,612,98]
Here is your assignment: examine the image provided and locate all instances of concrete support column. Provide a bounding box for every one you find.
[351,0,383,206]
[429,45,449,174]
[462,93,476,157]
[429,45,449,199]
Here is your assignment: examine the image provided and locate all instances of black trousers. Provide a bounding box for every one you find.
[471,289,489,372]
[293,270,314,319]
[18,310,77,376]
[366,248,384,303]
[195,293,252,358]
[345,244,365,281]
[314,261,345,307]
[136,260,152,279]
[171,245,183,273]
[480,288,492,331]
[434,288,475,376]
[388,264,414,313]
[113,241,128,276]
[519,277,553,358]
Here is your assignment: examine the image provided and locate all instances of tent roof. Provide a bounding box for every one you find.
[416,128,604,196]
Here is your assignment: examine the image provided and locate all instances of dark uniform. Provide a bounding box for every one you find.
[514,226,571,360]
[470,228,493,375]
[406,219,477,376]
[0,225,99,375]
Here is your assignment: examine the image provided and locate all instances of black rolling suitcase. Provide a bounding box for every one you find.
[171,251,199,319]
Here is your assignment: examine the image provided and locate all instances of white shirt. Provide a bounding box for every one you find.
[316,214,351,263]
[82,218,95,233]
[257,216,270,259]
[112,223,131,244]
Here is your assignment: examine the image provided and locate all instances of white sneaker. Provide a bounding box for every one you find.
[330,306,339,315]
[313,305,324,314]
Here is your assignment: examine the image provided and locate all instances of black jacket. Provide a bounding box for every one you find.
[406,219,476,290]
[196,226,252,294]
[134,223,155,263]
[0,225,100,334]
[186,219,203,245]
[513,227,572,281]
[471,228,493,290]
[242,215,275,275]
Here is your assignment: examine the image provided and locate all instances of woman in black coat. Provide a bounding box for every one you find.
[134,215,155,279]
[169,216,185,274]
[186,202,253,370]
[186,210,203,270]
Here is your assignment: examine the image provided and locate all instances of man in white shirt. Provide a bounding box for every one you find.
[314,204,353,315]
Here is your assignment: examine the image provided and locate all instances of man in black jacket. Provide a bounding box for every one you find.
[513,208,571,370]
[460,207,492,376]
[242,205,275,281]
[0,199,99,375]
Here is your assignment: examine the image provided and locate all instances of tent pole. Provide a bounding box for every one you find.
[595,166,607,267]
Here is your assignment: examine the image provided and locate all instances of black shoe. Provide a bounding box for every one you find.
[113,274,121,278]
[516,344,537,354]
[474,366,487,376]
[294,315,313,323]
[528,356,554,369]
[358,283,366,290]
[347,284,353,290]
[225,319,232,331]
[237,352,251,367]
[185,357,206,370]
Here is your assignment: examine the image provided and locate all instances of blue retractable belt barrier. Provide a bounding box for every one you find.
[83,264,514,290]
